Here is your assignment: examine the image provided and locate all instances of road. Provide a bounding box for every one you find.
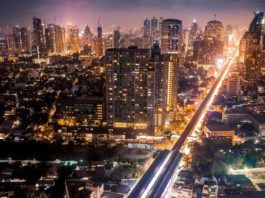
[146,50,237,198]
[128,50,238,198]
[144,151,182,198]
[127,150,170,198]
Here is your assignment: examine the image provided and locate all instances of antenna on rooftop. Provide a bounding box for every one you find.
[98,16,101,27]
[254,1,262,14]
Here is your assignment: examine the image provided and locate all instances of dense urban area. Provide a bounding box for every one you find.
[0,2,265,198]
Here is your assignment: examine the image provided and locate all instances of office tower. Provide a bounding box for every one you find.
[82,25,93,48]
[66,24,73,42]
[183,29,191,51]
[94,38,103,58]
[204,19,224,41]
[143,18,151,47]
[189,20,198,45]
[193,37,224,65]
[98,26,102,40]
[151,17,158,35]
[68,26,80,54]
[160,19,182,53]
[12,26,21,52]
[6,34,15,52]
[225,71,241,98]
[113,30,120,48]
[143,18,151,39]
[159,17,164,32]
[46,24,65,54]
[0,32,7,54]
[97,21,102,40]
[190,20,198,38]
[94,20,103,58]
[32,17,46,57]
[55,25,65,54]
[193,19,224,65]
[103,36,113,53]
[239,11,265,86]
[20,27,30,53]
[45,25,56,54]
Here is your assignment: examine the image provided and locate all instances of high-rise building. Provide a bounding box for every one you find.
[55,25,65,54]
[143,18,151,39]
[193,19,224,65]
[239,11,265,86]
[143,18,151,47]
[204,19,224,41]
[160,19,182,53]
[105,45,179,136]
[225,71,241,98]
[12,26,21,52]
[151,17,158,35]
[97,24,102,40]
[190,20,198,45]
[82,25,93,48]
[94,38,103,58]
[45,25,56,54]
[113,30,120,48]
[32,17,46,57]
[46,24,65,54]
[193,37,224,65]
[20,27,30,53]
[190,20,198,38]
[105,47,150,136]
[6,34,15,52]
[94,21,103,58]
[68,26,80,54]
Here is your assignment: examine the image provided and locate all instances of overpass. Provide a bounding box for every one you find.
[128,49,238,198]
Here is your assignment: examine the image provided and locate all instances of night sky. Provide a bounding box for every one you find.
[0,0,264,31]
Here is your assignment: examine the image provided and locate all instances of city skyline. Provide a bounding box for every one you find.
[0,0,264,31]
[0,1,265,198]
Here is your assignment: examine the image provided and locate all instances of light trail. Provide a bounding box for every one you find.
[141,152,173,198]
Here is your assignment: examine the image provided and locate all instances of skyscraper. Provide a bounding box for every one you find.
[143,18,151,47]
[160,19,182,53]
[105,47,151,136]
[20,27,30,53]
[32,17,46,57]
[113,30,120,48]
[190,20,198,45]
[45,25,56,54]
[193,19,224,65]
[239,11,265,86]
[225,71,241,98]
[105,44,179,136]
[12,26,21,52]
[82,25,93,48]
[143,18,151,39]
[68,26,80,54]
[151,17,158,35]
[46,24,65,54]
[94,20,103,58]
[204,19,224,41]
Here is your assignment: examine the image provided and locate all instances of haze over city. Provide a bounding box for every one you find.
[0,0,265,198]
[0,0,264,30]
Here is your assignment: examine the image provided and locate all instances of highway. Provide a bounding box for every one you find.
[128,150,170,198]
[172,54,235,151]
[128,50,237,198]
[145,151,182,198]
